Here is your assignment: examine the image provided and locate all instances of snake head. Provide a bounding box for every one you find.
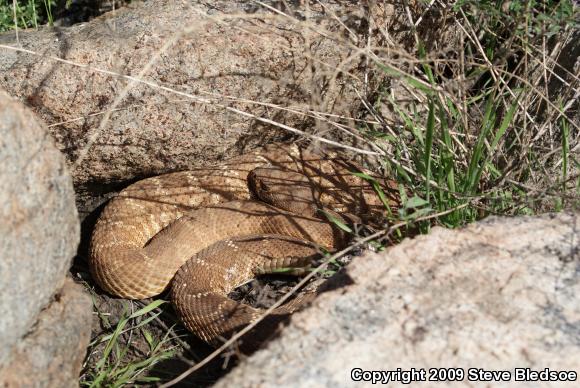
[248,167,320,217]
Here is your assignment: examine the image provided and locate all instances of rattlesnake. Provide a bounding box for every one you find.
[89,142,397,345]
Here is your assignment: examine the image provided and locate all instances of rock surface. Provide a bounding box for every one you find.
[216,212,580,387]
[0,89,80,366]
[0,0,411,213]
[0,279,92,388]
[0,90,90,386]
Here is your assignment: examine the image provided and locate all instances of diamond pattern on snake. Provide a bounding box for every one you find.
[89,142,398,346]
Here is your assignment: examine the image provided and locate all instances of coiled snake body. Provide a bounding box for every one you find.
[89,143,396,345]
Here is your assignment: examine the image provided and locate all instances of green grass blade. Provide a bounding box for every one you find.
[350,171,394,217]
[129,300,166,319]
[560,109,569,192]
[465,90,496,193]
[424,98,435,199]
[490,95,519,151]
[320,210,353,233]
[373,60,433,93]
[440,99,457,194]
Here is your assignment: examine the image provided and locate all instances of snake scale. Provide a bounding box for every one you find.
[89,142,398,345]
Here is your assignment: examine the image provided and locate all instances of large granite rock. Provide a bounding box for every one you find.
[217,212,579,387]
[0,0,414,213]
[0,90,90,386]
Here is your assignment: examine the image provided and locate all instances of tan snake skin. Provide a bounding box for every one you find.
[89,142,397,345]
